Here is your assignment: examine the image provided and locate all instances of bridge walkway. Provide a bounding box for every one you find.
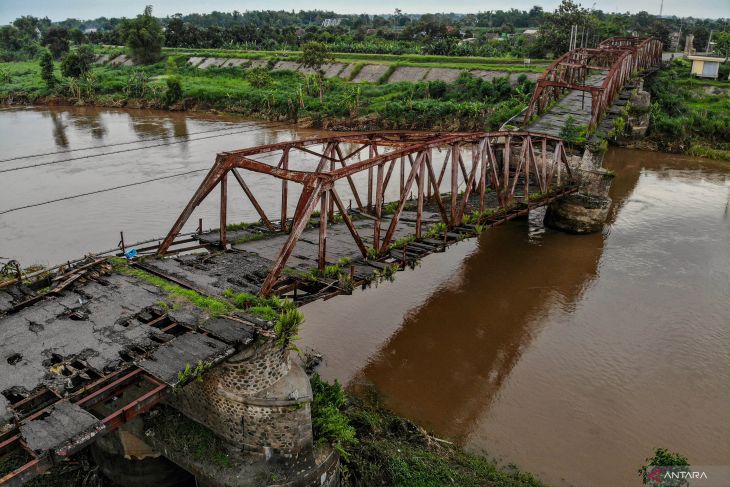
[526,72,607,137]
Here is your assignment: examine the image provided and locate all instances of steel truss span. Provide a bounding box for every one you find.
[158,131,575,296]
[523,36,663,130]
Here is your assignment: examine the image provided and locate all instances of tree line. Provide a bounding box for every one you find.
[1,2,728,62]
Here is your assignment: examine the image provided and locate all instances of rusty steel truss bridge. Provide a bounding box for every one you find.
[157,131,576,296]
[524,36,663,135]
[0,37,663,486]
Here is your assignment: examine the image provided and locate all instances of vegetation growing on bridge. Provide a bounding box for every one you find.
[110,258,304,348]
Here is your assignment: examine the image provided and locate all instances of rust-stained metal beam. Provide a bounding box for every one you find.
[156,131,576,296]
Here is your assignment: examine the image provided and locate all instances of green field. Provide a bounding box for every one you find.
[0,53,535,131]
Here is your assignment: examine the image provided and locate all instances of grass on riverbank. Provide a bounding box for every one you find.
[311,375,548,487]
[0,54,533,131]
[645,58,730,160]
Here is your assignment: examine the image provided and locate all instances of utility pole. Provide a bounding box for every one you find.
[659,0,664,17]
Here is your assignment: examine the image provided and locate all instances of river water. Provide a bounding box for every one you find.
[1,108,729,486]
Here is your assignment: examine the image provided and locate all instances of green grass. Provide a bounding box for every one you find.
[340,386,548,487]
[111,258,232,316]
[146,406,232,468]
[1,51,535,131]
[645,59,730,157]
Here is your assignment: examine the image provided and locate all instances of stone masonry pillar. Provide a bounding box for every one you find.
[544,146,614,234]
[168,339,314,460]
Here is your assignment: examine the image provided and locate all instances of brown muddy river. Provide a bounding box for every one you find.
[2,108,729,486]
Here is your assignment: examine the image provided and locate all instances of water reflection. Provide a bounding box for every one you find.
[351,221,606,440]
[303,148,730,486]
[47,110,69,148]
[69,107,107,140]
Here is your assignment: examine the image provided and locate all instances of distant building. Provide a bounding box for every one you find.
[686,54,727,79]
[83,27,97,34]
[523,29,539,36]
[321,18,341,28]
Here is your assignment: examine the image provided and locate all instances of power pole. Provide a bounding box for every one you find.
[659,0,664,17]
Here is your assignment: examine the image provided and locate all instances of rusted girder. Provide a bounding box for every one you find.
[156,131,574,296]
[523,36,663,130]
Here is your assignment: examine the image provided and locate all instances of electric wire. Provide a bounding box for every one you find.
[0,122,295,174]
[0,151,285,216]
[0,122,269,163]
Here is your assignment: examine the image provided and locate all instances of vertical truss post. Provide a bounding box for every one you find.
[319,189,328,272]
[399,156,405,199]
[450,144,458,226]
[367,144,374,210]
[415,151,426,238]
[328,145,336,221]
[478,138,487,213]
[524,137,531,203]
[374,162,385,250]
[281,149,289,232]
[503,137,511,206]
[219,172,228,248]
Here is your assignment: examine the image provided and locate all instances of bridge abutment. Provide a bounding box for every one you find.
[89,338,338,487]
[169,339,314,458]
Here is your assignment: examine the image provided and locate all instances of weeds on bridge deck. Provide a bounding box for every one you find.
[157,130,576,297]
[523,36,663,132]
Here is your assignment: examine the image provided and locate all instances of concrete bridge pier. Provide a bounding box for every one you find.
[544,147,615,234]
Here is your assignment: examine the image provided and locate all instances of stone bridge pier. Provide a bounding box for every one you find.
[92,337,339,487]
[544,146,615,234]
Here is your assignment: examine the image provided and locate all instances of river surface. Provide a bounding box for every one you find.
[1,108,729,487]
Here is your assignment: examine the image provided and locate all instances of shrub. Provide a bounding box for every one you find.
[39,50,55,88]
[60,45,94,79]
[120,6,164,64]
[310,374,357,459]
[638,448,690,486]
[247,66,272,88]
[165,77,183,105]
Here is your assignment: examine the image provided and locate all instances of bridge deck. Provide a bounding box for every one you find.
[526,72,607,138]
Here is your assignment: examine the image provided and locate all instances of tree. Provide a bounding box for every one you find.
[538,0,597,56]
[300,42,335,101]
[60,45,95,78]
[120,5,164,64]
[39,49,55,88]
[41,27,70,59]
[638,448,690,487]
[164,57,183,106]
[713,31,730,57]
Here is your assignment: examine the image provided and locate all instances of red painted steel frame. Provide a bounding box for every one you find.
[0,370,166,487]
[157,131,575,296]
[523,36,663,130]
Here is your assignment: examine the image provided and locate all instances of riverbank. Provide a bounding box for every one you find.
[312,375,548,487]
[643,58,730,160]
[0,54,533,131]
